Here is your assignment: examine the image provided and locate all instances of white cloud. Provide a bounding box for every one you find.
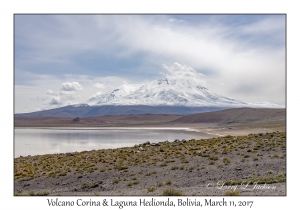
[161,62,206,87]
[46,89,54,94]
[14,73,134,112]
[94,82,105,89]
[60,82,82,91]
[168,18,185,23]
[49,96,61,105]
[90,91,103,97]
[14,15,286,111]
[59,90,76,96]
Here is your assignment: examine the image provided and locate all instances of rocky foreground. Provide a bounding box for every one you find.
[14,132,286,196]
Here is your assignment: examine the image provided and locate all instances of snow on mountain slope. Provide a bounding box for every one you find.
[248,102,285,108]
[120,78,248,106]
[85,63,283,108]
[87,83,140,106]
[87,77,247,107]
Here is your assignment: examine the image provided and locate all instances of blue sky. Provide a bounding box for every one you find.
[14,14,286,113]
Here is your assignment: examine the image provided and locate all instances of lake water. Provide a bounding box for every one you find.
[14,128,216,157]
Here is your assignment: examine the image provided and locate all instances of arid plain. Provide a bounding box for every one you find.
[14,108,286,196]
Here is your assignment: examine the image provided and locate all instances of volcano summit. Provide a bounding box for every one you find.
[15,63,283,117]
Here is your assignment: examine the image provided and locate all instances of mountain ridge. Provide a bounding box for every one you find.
[14,107,286,127]
[14,105,228,118]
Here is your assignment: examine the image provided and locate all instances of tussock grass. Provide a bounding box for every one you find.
[14,131,286,196]
[147,186,157,192]
[112,178,120,184]
[162,188,183,196]
[224,190,240,196]
[15,191,50,196]
[223,158,231,165]
[224,172,286,185]
[145,171,157,176]
[157,182,164,187]
[166,178,172,185]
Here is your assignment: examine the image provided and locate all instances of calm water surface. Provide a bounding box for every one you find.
[14,128,216,157]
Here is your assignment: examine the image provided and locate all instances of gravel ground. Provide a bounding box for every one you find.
[14,131,286,196]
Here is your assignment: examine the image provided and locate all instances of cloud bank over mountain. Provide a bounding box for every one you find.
[86,63,282,108]
[14,15,285,113]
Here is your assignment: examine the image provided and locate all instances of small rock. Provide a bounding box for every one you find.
[235,167,242,171]
[90,184,99,188]
[143,141,150,145]
[78,176,83,179]
[72,117,80,122]
[23,184,30,187]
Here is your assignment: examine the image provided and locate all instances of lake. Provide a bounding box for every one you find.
[14,127,217,157]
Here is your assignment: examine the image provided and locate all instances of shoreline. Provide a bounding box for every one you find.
[14,121,286,158]
[14,126,201,131]
[14,131,286,196]
[14,127,218,158]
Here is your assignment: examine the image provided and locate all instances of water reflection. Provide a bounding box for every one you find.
[14,128,216,157]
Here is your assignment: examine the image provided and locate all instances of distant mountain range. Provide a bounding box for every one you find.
[14,107,286,127]
[15,76,284,117]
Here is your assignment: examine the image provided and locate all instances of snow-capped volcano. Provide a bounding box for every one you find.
[86,63,283,108]
[87,77,248,107]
